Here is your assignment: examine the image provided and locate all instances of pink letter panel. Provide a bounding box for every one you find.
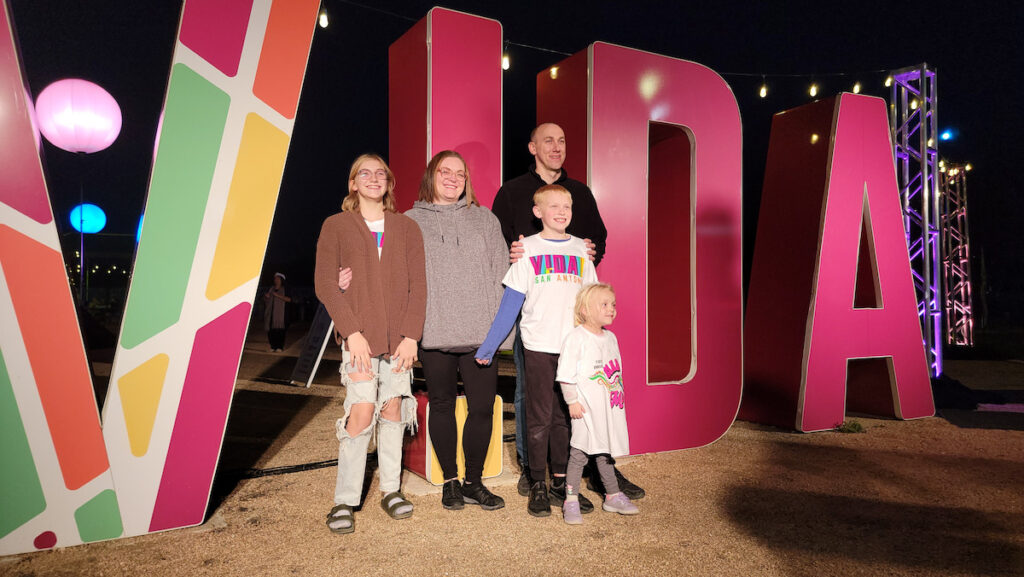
[389,8,502,209]
[742,94,934,432]
[539,43,744,453]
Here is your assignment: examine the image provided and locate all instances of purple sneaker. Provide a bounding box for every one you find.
[602,492,639,515]
[562,500,583,525]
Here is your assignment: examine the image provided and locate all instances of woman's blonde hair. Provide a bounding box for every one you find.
[342,153,397,213]
[418,150,478,206]
[574,283,615,326]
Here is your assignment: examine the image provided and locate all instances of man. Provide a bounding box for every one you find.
[491,123,643,512]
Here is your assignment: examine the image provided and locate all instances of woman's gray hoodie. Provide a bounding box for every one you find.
[406,198,512,350]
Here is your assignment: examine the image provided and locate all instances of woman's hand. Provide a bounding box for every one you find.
[346,331,372,374]
[338,267,352,291]
[568,402,586,420]
[391,337,418,372]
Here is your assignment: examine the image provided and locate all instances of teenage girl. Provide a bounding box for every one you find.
[315,154,426,534]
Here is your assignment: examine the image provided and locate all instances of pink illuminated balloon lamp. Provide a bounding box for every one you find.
[35,78,122,301]
[35,78,122,154]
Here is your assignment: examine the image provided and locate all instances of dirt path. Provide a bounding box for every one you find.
[3,348,1022,577]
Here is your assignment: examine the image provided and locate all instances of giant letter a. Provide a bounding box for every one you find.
[742,94,934,432]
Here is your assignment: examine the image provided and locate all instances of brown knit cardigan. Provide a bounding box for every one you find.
[314,210,426,357]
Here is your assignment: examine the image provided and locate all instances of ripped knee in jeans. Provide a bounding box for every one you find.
[379,393,417,434]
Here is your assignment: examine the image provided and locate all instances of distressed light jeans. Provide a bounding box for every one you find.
[334,351,417,506]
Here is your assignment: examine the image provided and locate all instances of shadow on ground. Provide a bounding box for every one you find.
[723,441,1024,576]
[208,388,331,513]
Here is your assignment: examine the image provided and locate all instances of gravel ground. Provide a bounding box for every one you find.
[3,330,1022,577]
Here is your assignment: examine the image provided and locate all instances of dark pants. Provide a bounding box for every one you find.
[419,348,498,483]
[523,349,570,482]
[268,328,286,350]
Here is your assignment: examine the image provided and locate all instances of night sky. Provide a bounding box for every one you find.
[8,1,1023,333]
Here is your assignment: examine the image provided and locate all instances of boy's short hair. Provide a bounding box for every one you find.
[533,184,572,206]
[574,283,615,326]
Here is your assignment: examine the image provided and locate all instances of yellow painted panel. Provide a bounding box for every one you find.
[427,395,503,484]
[117,354,170,457]
[205,113,289,301]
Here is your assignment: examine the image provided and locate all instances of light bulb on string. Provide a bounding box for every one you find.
[885,76,893,87]
[965,163,973,171]
[318,9,328,28]
[501,53,510,70]
[910,99,919,110]
[852,82,862,94]
[759,75,767,98]
[809,83,818,97]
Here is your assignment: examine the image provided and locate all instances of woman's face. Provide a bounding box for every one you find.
[433,156,466,205]
[351,159,389,203]
[273,275,283,289]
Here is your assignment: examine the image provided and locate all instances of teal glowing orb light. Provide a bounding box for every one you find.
[69,203,106,234]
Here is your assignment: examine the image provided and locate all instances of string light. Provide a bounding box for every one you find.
[810,133,819,144]
[318,8,328,28]
[885,76,893,87]
[549,66,559,80]
[910,99,919,110]
[501,53,510,70]
[852,82,862,94]
[965,163,973,171]
[808,83,818,97]
[759,83,767,98]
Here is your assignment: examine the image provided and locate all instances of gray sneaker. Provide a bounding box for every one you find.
[562,500,583,525]
[602,492,639,515]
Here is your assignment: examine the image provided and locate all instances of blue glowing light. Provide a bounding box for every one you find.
[69,203,106,234]
[136,213,144,243]
[940,129,954,141]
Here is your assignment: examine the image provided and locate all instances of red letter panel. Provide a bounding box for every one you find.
[742,94,934,432]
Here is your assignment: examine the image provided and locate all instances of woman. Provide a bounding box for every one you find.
[263,272,290,352]
[406,150,510,510]
[315,153,426,534]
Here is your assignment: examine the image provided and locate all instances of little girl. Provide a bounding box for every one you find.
[556,283,638,524]
[315,154,426,534]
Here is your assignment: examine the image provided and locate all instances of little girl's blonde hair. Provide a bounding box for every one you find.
[574,283,615,326]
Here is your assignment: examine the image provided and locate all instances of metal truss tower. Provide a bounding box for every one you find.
[890,64,942,376]
[941,164,974,346]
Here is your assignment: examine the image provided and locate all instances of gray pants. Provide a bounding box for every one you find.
[566,447,618,496]
[334,351,417,506]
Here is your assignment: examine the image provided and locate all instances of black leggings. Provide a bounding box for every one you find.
[419,348,498,483]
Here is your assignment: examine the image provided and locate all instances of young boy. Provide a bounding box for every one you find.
[476,184,598,517]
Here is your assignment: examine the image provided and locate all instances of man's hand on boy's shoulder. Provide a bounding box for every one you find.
[508,235,597,264]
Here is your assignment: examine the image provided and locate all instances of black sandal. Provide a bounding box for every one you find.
[326,504,355,534]
[380,491,413,520]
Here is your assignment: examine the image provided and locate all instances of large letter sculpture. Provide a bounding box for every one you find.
[0,0,319,554]
[742,94,934,431]
[538,43,744,453]
[388,7,502,208]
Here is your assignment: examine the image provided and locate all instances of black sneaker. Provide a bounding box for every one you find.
[587,467,646,500]
[462,481,505,510]
[527,481,551,517]
[549,479,594,514]
[517,471,531,497]
[441,479,464,510]
[615,468,646,500]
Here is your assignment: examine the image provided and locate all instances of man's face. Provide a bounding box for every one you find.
[529,123,566,174]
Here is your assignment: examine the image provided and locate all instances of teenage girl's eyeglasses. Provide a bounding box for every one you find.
[438,168,467,182]
[356,169,389,181]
